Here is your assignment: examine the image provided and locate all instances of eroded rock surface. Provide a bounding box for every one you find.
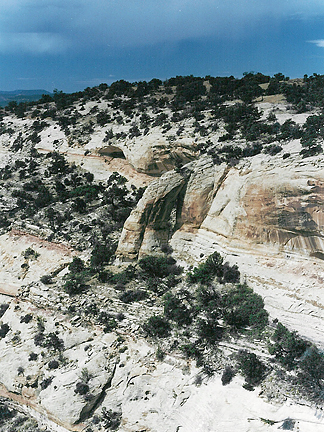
[98,138,197,176]
[118,153,324,260]
[117,153,324,346]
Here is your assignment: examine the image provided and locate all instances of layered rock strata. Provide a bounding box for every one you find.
[117,154,324,261]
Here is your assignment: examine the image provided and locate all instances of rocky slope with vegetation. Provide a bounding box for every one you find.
[0,73,323,431]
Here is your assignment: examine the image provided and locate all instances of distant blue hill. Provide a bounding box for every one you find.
[0,90,53,107]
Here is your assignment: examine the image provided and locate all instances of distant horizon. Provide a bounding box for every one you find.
[0,71,313,95]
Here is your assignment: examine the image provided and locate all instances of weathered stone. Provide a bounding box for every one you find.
[99,138,198,175]
[180,158,228,228]
[118,153,324,261]
[117,168,191,260]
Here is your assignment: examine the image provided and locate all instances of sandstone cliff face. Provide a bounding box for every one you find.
[200,156,324,257]
[116,158,229,260]
[117,153,324,260]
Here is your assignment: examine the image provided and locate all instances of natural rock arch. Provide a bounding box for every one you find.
[99,145,126,159]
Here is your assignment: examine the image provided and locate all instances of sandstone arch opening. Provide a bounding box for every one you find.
[99,145,126,159]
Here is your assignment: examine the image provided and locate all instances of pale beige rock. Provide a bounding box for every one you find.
[117,157,229,259]
[99,137,198,176]
[119,152,324,260]
[117,167,191,260]
[179,158,228,228]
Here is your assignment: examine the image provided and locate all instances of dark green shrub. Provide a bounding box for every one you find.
[281,418,295,430]
[40,274,53,285]
[221,262,240,284]
[138,255,182,278]
[0,403,15,420]
[34,332,44,346]
[28,352,38,361]
[90,241,117,269]
[263,144,282,155]
[0,323,10,338]
[97,312,117,333]
[268,322,309,370]
[180,343,202,360]
[116,312,125,321]
[64,273,88,295]
[300,346,324,381]
[156,346,166,361]
[196,285,221,315]
[299,346,324,387]
[221,366,235,385]
[23,247,40,260]
[237,350,267,386]
[242,142,263,157]
[119,289,148,303]
[0,304,9,318]
[222,283,268,330]
[68,257,85,273]
[96,111,110,126]
[40,377,53,390]
[300,144,322,158]
[69,184,101,202]
[72,197,87,213]
[197,318,223,343]
[187,252,224,284]
[163,293,192,326]
[20,314,33,324]
[101,408,122,431]
[165,274,180,288]
[145,277,165,294]
[0,215,10,229]
[75,382,90,395]
[43,332,64,351]
[98,270,113,283]
[110,266,136,285]
[48,359,59,369]
[143,315,171,338]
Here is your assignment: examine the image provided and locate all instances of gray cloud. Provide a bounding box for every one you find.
[0,32,70,54]
[1,0,324,54]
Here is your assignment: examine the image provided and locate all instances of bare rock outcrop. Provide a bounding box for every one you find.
[117,153,324,261]
[116,157,229,260]
[117,168,189,260]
